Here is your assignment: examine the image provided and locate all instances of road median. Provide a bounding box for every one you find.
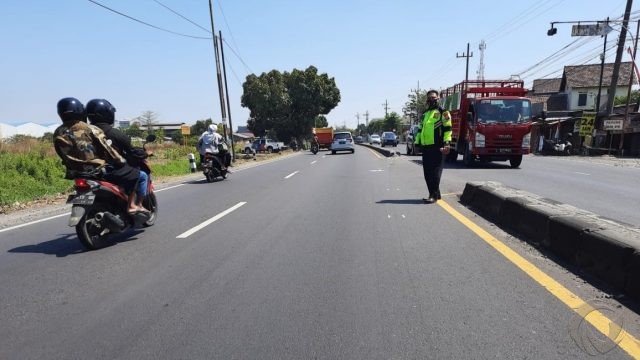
[460,181,640,301]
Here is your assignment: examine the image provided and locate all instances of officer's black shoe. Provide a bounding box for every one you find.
[436,191,442,200]
[422,196,437,204]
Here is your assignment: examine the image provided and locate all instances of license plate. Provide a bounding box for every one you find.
[497,148,512,153]
[66,193,95,205]
[339,141,346,145]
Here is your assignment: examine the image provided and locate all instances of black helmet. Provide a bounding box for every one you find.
[86,98,116,125]
[57,97,86,123]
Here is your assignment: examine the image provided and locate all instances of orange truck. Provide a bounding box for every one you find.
[313,127,333,149]
[441,80,532,168]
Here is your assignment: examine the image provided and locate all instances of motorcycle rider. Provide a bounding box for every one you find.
[197,124,231,171]
[85,98,149,214]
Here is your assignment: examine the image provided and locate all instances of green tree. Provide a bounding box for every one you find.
[241,66,341,140]
[367,119,384,135]
[383,112,403,133]
[614,90,640,106]
[191,118,213,137]
[122,124,143,138]
[171,131,184,144]
[314,115,329,127]
[403,90,429,124]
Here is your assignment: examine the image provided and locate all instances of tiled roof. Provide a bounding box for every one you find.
[562,62,633,88]
[532,78,561,94]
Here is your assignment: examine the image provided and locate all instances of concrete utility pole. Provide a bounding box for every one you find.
[596,18,609,114]
[364,111,369,126]
[208,0,228,138]
[382,100,389,117]
[606,0,633,115]
[219,31,235,162]
[477,40,486,80]
[457,42,474,86]
[355,113,360,131]
[621,19,640,153]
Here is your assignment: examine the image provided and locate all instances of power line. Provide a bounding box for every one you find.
[87,0,211,39]
[148,0,253,75]
[152,0,210,34]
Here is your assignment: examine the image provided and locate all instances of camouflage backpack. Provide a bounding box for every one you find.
[54,121,125,178]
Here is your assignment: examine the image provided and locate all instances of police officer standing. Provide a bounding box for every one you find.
[414,90,452,203]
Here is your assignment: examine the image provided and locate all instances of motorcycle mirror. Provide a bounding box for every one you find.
[146,134,157,143]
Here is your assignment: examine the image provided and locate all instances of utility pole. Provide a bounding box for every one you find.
[596,18,610,115]
[355,113,360,133]
[382,100,389,117]
[457,42,473,87]
[219,31,235,162]
[208,1,228,138]
[410,81,420,126]
[621,19,640,153]
[606,0,633,115]
[364,111,369,126]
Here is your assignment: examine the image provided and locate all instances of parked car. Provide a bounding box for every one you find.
[405,125,422,155]
[331,132,355,154]
[369,134,381,145]
[244,138,284,154]
[381,131,398,147]
[354,135,364,144]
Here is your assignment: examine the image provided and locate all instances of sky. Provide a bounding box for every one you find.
[1,0,639,130]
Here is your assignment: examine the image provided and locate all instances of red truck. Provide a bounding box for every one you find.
[313,127,333,149]
[441,80,532,168]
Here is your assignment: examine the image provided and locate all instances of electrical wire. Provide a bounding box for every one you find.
[151,0,211,34]
[87,0,211,39]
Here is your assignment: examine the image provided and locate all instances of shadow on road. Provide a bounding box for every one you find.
[7,230,144,257]
[377,199,425,205]
[405,157,513,170]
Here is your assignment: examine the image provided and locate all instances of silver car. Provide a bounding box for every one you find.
[331,132,355,154]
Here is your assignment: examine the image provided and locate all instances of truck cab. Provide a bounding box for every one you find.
[442,80,532,168]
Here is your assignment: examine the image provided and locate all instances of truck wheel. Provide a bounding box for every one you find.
[463,143,474,167]
[267,147,273,153]
[244,148,252,155]
[509,156,522,168]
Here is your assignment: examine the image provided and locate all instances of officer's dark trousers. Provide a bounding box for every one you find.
[421,145,445,197]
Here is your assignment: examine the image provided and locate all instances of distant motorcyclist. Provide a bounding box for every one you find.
[197,124,231,170]
[86,98,149,214]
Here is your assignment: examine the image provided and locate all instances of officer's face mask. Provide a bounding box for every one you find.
[427,97,439,107]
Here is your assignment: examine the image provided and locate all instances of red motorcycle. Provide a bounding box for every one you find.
[66,135,158,250]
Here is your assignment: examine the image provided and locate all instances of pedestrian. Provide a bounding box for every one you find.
[414,89,452,203]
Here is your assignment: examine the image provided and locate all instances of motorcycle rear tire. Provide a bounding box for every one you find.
[76,206,113,250]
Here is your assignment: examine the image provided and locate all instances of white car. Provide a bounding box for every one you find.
[369,134,381,145]
[331,132,355,154]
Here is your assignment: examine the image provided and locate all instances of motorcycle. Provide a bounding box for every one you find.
[203,144,230,182]
[66,134,158,250]
[310,140,319,155]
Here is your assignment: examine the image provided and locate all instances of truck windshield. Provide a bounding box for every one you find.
[476,99,531,124]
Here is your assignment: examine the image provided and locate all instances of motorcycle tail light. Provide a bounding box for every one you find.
[74,178,91,191]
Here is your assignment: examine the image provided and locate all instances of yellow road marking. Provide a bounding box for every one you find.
[437,199,640,358]
[368,148,382,159]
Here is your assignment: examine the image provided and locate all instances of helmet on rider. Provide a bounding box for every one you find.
[57,97,86,123]
[208,124,219,134]
[86,99,116,125]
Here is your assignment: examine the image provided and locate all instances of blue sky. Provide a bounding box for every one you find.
[1,0,638,129]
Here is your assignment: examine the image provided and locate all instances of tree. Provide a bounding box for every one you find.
[614,90,640,106]
[241,65,341,140]
[191,118,213,137]
[383,112,403,133]
[314,115,328,127]
[367,119,385,135]
[122,124,142,138]
[403,90,429,124]
[137,111,158,133]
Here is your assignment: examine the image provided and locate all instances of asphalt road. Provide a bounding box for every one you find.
[0,148,639,359]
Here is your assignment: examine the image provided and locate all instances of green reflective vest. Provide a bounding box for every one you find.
[414,107,452,146]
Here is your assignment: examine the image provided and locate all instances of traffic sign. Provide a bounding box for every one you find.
[603,119,623,131]
[571,24,612,36]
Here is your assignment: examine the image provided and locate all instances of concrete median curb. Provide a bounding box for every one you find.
[357,143,398,157]
[460,181,640,301]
